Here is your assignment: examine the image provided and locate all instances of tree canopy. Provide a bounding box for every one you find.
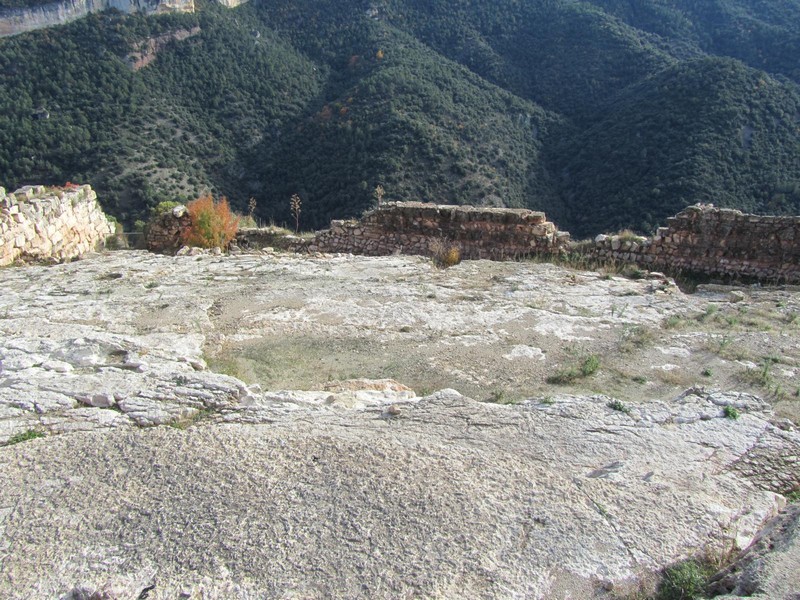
[1,0,798,235]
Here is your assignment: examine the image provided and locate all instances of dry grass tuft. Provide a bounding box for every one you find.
[430,239,461,268]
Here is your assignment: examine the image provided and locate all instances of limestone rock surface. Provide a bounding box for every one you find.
[1,389,797,599]
[0,250,799,599]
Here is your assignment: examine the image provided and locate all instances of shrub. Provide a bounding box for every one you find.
[152,200,181,216]
[430,239,461,268]
[607,399,631,414]
[181,195,239,249]
[581,354,600,376]
[656,559,709,600]
[618,325,655,353]
[723,405,740,420]
[621,264,646,280]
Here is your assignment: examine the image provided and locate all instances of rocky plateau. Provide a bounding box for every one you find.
[0,248,799,599]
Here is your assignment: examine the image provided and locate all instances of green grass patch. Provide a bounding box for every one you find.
[5,429,45,446]
[656,559,714,600]
[546,354,600,385]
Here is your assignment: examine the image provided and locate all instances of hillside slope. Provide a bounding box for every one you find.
[0,0,798,234]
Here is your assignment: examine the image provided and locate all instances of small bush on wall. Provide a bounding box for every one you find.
[182,195,240,249]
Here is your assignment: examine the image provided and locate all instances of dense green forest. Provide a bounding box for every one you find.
[0,0,799,235]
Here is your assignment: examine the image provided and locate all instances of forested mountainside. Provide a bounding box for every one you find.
[1,0,799,236]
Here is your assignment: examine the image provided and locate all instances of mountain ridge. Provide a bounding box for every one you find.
[0,0,798,235]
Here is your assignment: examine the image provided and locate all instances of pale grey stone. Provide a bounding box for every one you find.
[42,359,74,373]
[0,250,798,598]
[0,391,796,599]
[84,393,116,408]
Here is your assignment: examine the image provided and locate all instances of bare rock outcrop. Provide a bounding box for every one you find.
[0,250,798,599]
[1,389,798,599]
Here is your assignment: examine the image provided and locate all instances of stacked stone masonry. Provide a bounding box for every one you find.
[145,205,193,253]
[309,202,569,260]
[145,199,798,284]
[0,185,115,267]
[591,204,800,283]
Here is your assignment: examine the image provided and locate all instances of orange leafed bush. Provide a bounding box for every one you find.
[181,194,240,249]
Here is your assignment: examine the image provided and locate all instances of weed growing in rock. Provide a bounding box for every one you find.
[653,367,695,388]
[621,264,646,280]
[485,390,518,404]
[739,361,773,388]
[615,229,643,243]
[702,368,712,377]
[723,405,740,420]
[697,304,718,323]
[611,303,628,319]
[655,559,712,600]
[662,314,683,329]
[170,407,215,430]
[373,184,385,208]
[182,195,239,249]
[152,200,181,216]
[5,429,45,446]
[607,399,631,414]
[705,334,748,361]
[289,193,302,233]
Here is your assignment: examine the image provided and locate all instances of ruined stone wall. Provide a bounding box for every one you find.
[0,185,116,266]
[309,202,568,260]
[145,205,192,253]
[590,204,800,282]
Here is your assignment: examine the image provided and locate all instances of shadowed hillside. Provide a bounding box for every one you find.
[0,0,799,233]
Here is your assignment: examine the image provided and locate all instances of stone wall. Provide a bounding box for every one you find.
[145,200,800,283]
[145,205,192,253]
[235,227,310,253]
[590,204,800,283]
[0,185,116,266]
[309,202,568,260]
